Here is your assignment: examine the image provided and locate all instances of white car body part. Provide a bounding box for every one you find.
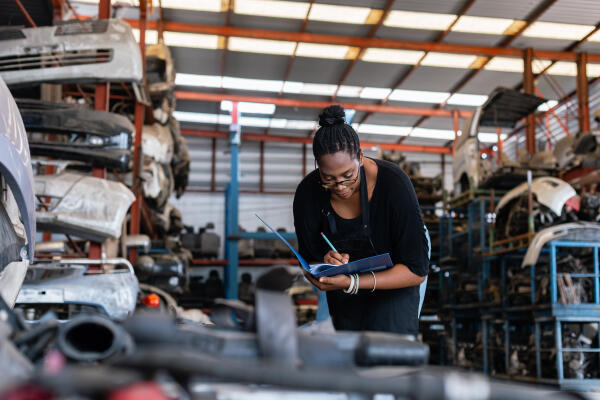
[142,123,174,164]
[495,177,577,217]
[0,19,142,86]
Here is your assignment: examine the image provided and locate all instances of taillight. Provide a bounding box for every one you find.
[142,294,161,308]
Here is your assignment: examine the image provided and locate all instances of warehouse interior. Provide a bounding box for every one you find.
[1,0,600,398]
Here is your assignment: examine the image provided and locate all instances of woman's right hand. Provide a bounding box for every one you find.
[324,250,350,265]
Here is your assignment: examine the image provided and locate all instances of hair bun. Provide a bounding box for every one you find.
[319,105,346,127]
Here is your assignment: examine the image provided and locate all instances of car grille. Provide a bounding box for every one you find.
[0,48,113,72]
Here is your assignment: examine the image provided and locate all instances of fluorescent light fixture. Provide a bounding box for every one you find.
[357,124,411,136]
[175,73,222,88]
[159,0,223,12]
[421,52,477,69]
[537,100,558,112]
[228,37,295,56]
[384,10,456,31]
[309,3,372,24]
[389,89,449,104]
[361,48,424,64]
[131,28,158,44]
[163,31,220,49]
[337,85,362,98]
[546,61,577,76]
[222,76,283,92]
[282,81,303,94]
[484,56,523,72]
[523,21,594,41]
[221,101,276,115]
[479,132,507,143]
[447,93,488,107]
[300,83,337,96]
[360,87,391,99]
[234,0,309,19]
[295,43,351,59]
[452,15,515,35]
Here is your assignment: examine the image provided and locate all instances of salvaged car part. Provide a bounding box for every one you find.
[453,87,546,193]
[142,123,173,164]
[495,177,577,239]
[0,76,35,307]
[57,314,133,362]
[522,222,600,267]
[0,19,142,86]
[15,258,138,321]
[141,159,173,210]
[18,99,133,172]
[35,172,135,241]
[135,253,188,295]
[168,118,190,198]
[554,131,599,170]
[146,43,175,95]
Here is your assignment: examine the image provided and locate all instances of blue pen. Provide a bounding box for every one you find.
[320,232,338,253]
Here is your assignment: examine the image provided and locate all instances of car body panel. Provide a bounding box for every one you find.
[522,222,600,267]
[0,19,142,86]
[35,172,135,241]
[495,177,576,217]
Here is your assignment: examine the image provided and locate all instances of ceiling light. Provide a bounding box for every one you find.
[537,100,558,112]
[421,52,478,69]
[158,0,223,12]
[523,21,594,41]
[360,87,391,99]
[300,83,337,96]
[175,73,222,88]
[228,37,295,56]
[222,76,283,92]
[234,0,309,19]
[309,3,372,24]
[446,93,488,107]
[163,31,221,49]
[221,101,276,115]
[295,43,352,59]
[452,15,516,35]
[337,85,362,98]
[361,48,425,64]
[389,89,449,104]
[384,10,456,31]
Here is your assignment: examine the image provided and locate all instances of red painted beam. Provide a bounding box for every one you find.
[14,0,36,27]
[125,19,600,62]
[577,52,591,133]
[181,128,452,154]
[175,91,472,119]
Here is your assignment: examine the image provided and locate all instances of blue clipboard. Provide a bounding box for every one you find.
[255,214,393,278]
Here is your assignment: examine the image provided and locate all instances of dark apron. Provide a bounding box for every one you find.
[322,166,419,334]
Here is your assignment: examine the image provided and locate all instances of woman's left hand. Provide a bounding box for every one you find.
[315,274,352,291]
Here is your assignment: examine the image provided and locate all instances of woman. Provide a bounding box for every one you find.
[293,105,429,335]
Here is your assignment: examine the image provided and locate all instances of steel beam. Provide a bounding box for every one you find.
[524,48,536,155]
[14,0,37,27]
[175,91,472,119]
[181,128,452,154]
[210,137,217,192]
[224,102,240,299]
[125,19,600,62]
[577,52,591,132]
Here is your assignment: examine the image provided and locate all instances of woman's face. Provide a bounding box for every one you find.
[317,151,361,200]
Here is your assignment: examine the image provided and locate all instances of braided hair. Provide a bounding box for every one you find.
[313,105,361,162]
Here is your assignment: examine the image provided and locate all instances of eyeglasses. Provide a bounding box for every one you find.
[318,163,360,189]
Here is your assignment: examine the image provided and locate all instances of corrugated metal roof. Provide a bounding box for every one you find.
[540,0,600,24]
[467,0,541,19]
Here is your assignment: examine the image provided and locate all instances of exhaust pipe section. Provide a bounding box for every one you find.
[57,315,133,362]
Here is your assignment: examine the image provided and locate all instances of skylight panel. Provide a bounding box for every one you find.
[389,89,449,104]
[295,43,354,60]
[546,61,577,76]
[411,128,455,140]
[452,15,516,35]
[222,76,284,92]
[282,81,303,94]
[336,85,362,98]
[309,3,372,25]
[163,31,221,49]
[360,87,391,99]
[286,120,318,130]
[537,100,558,112]
[446,93,488,107]
[175,73,222,88]
[523,21,595,41]
[587,64,600,77]
[357,124,411,136]
[234,0,309,19]
[159,0,224,12]
[300,83,338,96]
[131,28,158,45]
[479,132,507,143]
[228,37,295,56]
[421,52,478,69]
[361,48,425,64]
[221,101,276,115]
[384,10,456,31]
[484,57,523,72]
